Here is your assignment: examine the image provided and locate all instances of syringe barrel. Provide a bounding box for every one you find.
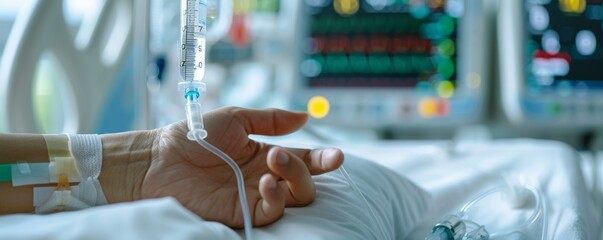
[180,0,207,82]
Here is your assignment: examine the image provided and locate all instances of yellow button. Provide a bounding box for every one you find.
[419,98,437,118]
[334,0,359,16]
[308,96,330,119]
[559,0,586,14]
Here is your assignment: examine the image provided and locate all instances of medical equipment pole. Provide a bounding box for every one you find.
[178,0,252,239]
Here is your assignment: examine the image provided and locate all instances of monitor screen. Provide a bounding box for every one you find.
[300,0,463,94]
[525,0,603,94]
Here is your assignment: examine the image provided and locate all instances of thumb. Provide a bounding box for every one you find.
[230,107,308,136]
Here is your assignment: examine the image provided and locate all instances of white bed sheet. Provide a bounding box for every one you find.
[0,138,599,239]
[339,139,600,239]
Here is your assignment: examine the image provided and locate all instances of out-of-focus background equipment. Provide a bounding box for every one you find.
[500,0,603,129]
[1,0,602,142]
[291,0,490,131]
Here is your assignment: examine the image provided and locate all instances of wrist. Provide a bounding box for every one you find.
[98,129,159,203]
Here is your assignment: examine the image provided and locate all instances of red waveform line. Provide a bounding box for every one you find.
[351,36,368,53]
[314,35,434,54]
[327,36,351,53]
[533,50,571,63]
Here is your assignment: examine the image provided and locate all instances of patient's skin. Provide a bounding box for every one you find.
[0,107,344,227]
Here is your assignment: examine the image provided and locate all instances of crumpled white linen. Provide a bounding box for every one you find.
[340,139,599,240]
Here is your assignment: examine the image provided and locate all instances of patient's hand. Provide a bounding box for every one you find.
[102,107,344,228]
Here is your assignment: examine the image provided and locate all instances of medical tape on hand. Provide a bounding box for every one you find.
[6,135,80,186]
[35,174,90,213]
[35,134,106,213]
[68,134,107,206]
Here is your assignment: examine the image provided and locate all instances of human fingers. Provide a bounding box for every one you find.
[284,147,344,175]
[254,173,285,226]
[267,147,316,206]
[228,107,308,136]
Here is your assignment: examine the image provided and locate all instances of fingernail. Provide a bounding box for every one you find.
[277,150,289,166]
[323,148,339,158]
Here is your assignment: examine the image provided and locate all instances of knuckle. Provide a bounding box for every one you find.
[224,106,241,114]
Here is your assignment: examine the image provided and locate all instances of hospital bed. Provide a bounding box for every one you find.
[0,0,601,239]
[0,136,598,239]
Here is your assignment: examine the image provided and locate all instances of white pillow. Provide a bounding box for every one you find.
[248,154,431,240]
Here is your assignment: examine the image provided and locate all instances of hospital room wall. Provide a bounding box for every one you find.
[0,0,148,134]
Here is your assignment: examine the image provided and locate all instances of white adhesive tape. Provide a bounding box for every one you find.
[11,163,50,186]
[34,187,91,213]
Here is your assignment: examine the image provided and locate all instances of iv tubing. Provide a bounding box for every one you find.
[192,130,253,239]
[339,166,389,240]
[459,185,547,240]
[183,92,252,239]
[300,125,389,239]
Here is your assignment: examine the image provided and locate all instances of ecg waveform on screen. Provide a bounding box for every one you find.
[310,35,433,54]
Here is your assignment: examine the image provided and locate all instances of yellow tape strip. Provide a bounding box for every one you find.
[43,134,70,158]
[43,134,81,182]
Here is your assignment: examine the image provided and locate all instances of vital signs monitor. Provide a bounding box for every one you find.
[290,0,490,128]
[499,0,603,127]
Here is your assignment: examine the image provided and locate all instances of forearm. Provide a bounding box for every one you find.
[0,134,48,213]
[0,130,157,214]
[99,130,156,203]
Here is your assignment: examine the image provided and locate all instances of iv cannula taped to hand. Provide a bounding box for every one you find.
[178,1,253,239]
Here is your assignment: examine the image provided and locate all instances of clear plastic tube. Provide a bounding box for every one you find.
[192,130,253,240]
[339,166,390,240]
[427,184,547,240]
[299,126,389,239]
[180,86,251,240]
[458,185,547,240]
